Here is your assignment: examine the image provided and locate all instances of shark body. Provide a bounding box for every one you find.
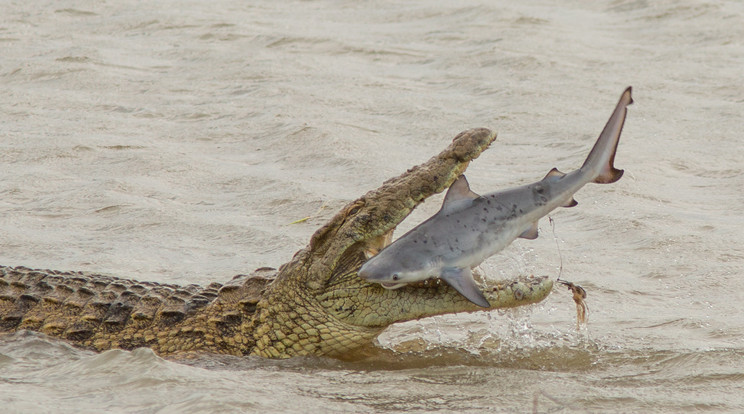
[358,87,633,307]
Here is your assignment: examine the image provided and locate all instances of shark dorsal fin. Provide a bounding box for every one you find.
[441,175,480,213]
[542,168,578,207]
[444,175,479,203]
[543,167,566,181]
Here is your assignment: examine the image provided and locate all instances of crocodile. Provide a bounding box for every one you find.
[0,128,553,359]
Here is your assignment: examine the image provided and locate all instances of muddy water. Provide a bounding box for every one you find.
[1,0,743,412]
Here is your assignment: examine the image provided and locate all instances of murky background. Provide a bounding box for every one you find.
[2,0,743,412]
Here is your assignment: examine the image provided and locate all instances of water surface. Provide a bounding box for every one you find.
[1,0,743,412]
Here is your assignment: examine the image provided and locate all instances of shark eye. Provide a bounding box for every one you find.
[392,273,399,281]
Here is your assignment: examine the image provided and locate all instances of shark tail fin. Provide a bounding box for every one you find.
[581,87,632,184]
[593,162,624,184]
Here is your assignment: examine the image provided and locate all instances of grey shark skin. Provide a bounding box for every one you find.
[358,87,633,307]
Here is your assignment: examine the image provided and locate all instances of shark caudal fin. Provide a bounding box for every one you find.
[581,87,633,184]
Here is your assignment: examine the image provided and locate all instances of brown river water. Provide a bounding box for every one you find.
[1,0,743,412]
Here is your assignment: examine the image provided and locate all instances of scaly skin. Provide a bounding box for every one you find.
[0,129,553,358]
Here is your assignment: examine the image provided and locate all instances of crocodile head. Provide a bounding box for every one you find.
[249,129,553,358]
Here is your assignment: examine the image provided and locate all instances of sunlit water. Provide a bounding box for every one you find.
[1,0,743,412]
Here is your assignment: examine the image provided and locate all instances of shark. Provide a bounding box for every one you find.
[358,87,633,307]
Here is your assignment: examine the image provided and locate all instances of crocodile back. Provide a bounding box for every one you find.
[0,266,273,355]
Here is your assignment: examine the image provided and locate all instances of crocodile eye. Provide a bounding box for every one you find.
[392,273,399,281]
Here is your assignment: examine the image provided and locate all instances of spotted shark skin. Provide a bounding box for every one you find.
[358,87,633,307]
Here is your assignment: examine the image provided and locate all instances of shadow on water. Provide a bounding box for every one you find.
[172,331,602,374]
[179,337,744,412]
[2,330,743,412]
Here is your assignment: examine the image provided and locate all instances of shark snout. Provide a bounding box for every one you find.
[358,263,409,290]
[358,261,402,284]
[357,262,377,281]
[357,265,371,281]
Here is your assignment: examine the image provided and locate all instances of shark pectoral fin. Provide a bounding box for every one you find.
[519,222,539,240]
[440,267,490,308]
